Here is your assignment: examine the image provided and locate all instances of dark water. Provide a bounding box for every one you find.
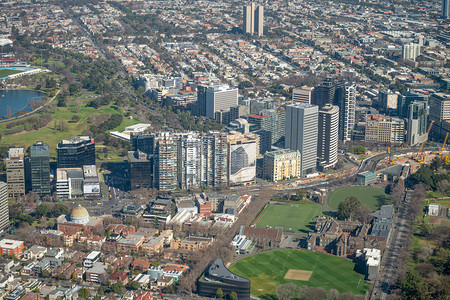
[0,89,45,118]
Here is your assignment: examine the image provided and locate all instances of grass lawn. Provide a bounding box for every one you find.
[0,69,24,78]
[229,250,369,299]
[0,98,139,159]
[255,203,323,233]
[327,186,390,212]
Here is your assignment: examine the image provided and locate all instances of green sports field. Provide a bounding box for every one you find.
[327,186,390,212]
[229,250,369,298]
[255,203,323,233]
[0,69,24,78]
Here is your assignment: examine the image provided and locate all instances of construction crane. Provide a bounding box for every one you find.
[440,132,449,155]
[416,120,435,162]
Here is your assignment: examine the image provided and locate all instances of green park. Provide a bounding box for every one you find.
[327,186,390,211]
[229,250,370,298]
[255,203,323,233]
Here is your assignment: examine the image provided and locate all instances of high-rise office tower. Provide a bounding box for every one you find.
[339,83,356,142]
[443,0,449,18]
[318,104,339,169]
[205,85,238,120]
[30,141,51,195]
[292,86,314,104]
[407,101,428,146]
[177,133,201,190]
[128,151,153,190]
[197,85,208,117]
[131,133,155,155]
[0,182,8,232]
[398,92,428,118]
[248,109,285,145]
[285,103,318,176]
[429,93,450,139]
[243,3,264,36]
[312,78,344,108]
[57,136,95,168]
[6,148,25,198]
[154,132,178,191]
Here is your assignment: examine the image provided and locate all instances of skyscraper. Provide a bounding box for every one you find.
[30,141,51,195]
[200,132,228,187]
[407,101,428,146]
[285,103,318,176]
[197,85,208,117]
[6,148,25,198]
[312,78,344,108]
[205,85,238,120]
[318,104,339,169]
[247,109,285,145]
[243,3,264,36]
[443,0,449,19]
[57,136,95,168]
[340,83,356,142]
[0,182,8,232]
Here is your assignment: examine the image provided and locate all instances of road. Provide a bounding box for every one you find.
[370,190,411,299]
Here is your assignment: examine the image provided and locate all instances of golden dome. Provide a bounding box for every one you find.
[71,205,89,218]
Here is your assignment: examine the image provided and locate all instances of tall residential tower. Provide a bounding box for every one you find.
[243,3,264,36]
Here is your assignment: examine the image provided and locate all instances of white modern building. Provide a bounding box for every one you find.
[402,43,421,61]
[0,182,8,232]
[340,83,356,142]
[285,103,318,176]
[243,3,264,36]
[292,86,314,104]
[205,85,238,120]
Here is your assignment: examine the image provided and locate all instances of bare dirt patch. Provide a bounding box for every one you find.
[284,269,312,281]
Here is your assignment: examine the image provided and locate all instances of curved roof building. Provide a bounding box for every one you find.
[197,258,250,299]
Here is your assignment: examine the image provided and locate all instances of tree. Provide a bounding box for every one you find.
[216,288,224,299]
[111,283,123,295]
[79,288,90,299]
[130,281,141,290]
[400,269,429,299]
[276,283,297,300]
[71,115,80,122]
[355,204,373,224]
[429,248,450,275]
[295,189,307,201]
[337,196,361,220]
[229,291,238,300]
[436,180,449,200]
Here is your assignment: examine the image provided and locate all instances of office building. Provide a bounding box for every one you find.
[57,136,95,168]
[407,101,428,146]
[128,151,153,190]
[255,130,272,154]
[197,85,208,117]
[443,0,449,19]
[83,165,100,198]
[318,105,339,169]
[6,148,25,198]
[154,133,178,191]
[312,78,344,109]
[263,149,301,181]
[205,85,238,120]
[243,3,264,36]
[0,239,24,256]
[0,182,9,232]
[397,92,428,118]
[429,93,450,139]
[131,133,155,155]
[339,83,356,142]
[402,43,421,61]
[227,132,258,185]
[29,141,50,195]
[292,86,314,104]
[364,116,405,144]
[56,168,84,199]
[285,103,318,176]
[379,90,399,114]
[248,109,285,145]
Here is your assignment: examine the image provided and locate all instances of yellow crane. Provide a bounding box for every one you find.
[440,132,449,155]
[416,120,435,162]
